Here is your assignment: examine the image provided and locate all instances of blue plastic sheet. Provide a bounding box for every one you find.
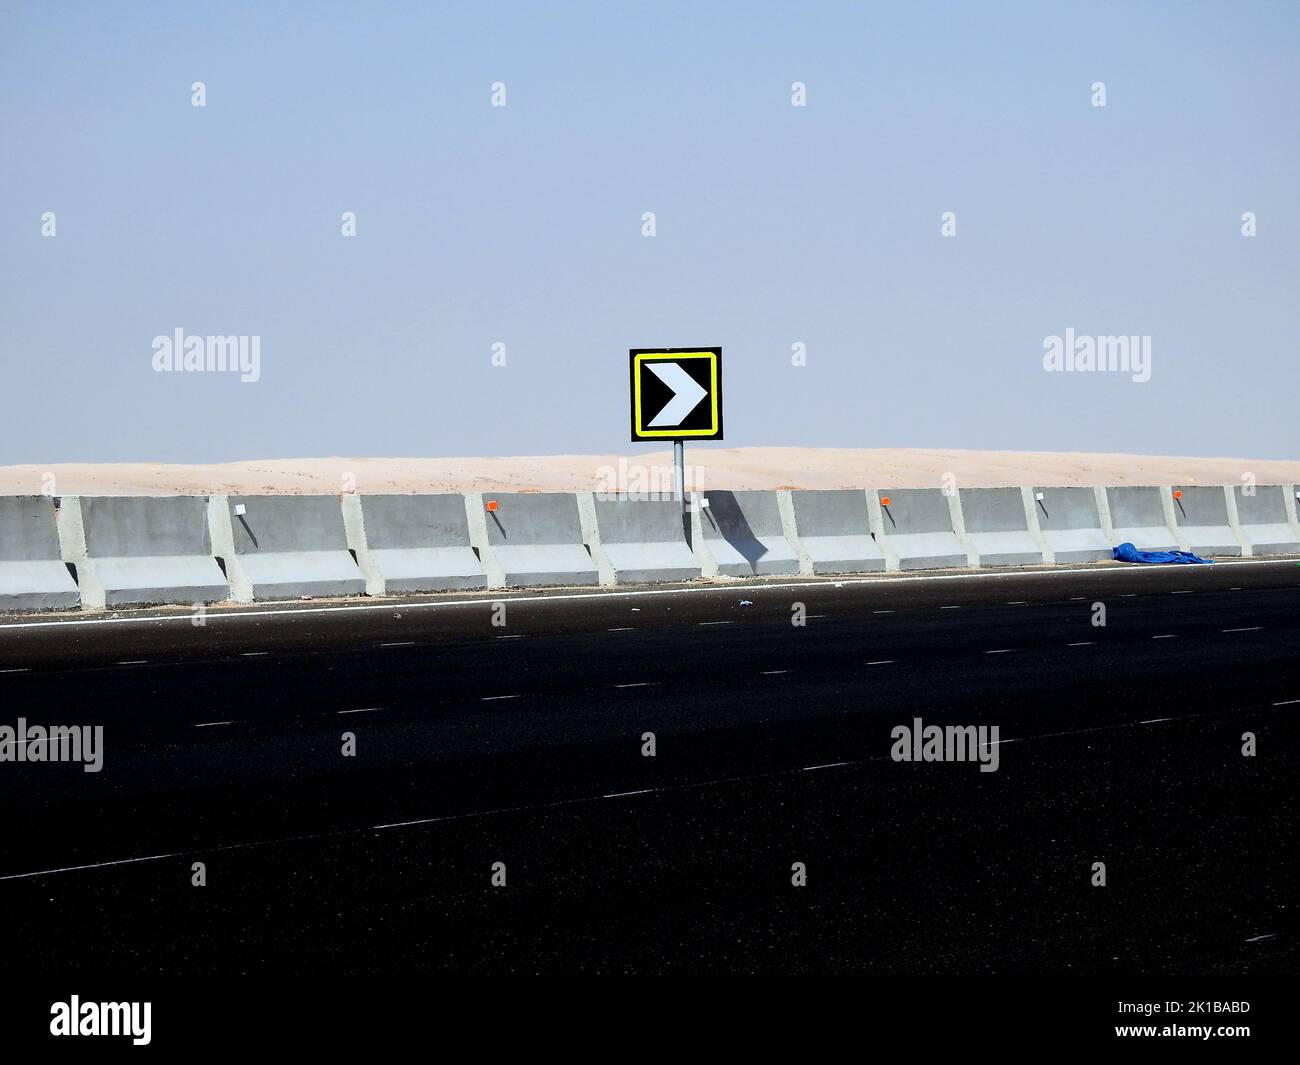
[1112,542,1212,565]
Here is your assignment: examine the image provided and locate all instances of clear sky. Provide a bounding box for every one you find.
[2,0,1297,463]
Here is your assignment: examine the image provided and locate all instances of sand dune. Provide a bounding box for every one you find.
[0,448,1295,497]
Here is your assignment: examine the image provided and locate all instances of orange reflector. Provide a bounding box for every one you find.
[1173,490,1182,498]
[486,500,499,512]
[880,496,891,506]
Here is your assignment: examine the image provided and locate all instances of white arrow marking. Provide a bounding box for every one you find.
[647,362,708,427]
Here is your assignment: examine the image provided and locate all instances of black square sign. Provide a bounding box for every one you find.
[629,347,723,441]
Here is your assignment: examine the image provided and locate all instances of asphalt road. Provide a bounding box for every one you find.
[1,560,1297,974]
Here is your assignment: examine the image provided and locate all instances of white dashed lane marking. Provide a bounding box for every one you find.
[0,668,28,673]
[761,670,789,675]
[1222,627,1262,633]
[338,708,381,715]
[194,720,236,728]
[984,649,1014,655]
[603,789,651,799]
[1273,699,1300,707]
[606,627,635,632]
[480,695,520,702]
[802,761,850,771]
[867,660,894,666]
[614,682,653,689]
[117,660,148,665]
[1068,641,1094,647]
[240,651,269,657]
[379,641,414,648]
[1140,717,1173,725]
[698,621,732,626]
[1152,634,1178,640]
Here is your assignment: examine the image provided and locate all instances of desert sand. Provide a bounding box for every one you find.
[0,448,1295,496]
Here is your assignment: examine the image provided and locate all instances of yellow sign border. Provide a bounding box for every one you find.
[632,351,720,438]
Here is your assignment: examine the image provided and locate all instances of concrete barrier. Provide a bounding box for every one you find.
[784,490,887,574]
[696,490,800,576]
[1229,485,1300,556]
[349,494,486,593]
[8,479,1299,614]
[588,495,701,584]
[1030,487,1113,563]
[472,492,598,587]
[1105,486,1182,551]
[218,495,366,601]
[1170,486,1245,557]
[0,496,80,612]
[77,496,230,607]
[958,487,1046,566]
[874,489,970,570]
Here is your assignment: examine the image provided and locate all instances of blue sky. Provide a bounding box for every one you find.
[2,0,1297,463]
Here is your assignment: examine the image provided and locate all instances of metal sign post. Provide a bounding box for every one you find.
[674,439,684,509]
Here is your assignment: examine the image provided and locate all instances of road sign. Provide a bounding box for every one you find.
[629,347,723,441]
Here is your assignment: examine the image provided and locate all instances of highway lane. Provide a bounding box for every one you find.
[0,560,1297,972]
